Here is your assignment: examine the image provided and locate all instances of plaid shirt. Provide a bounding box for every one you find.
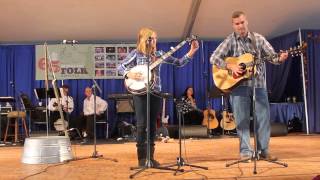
[118,49,191,92]
[210,32,280,88]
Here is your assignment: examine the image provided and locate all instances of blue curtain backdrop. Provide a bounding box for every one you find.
[0,30,319,134]
[301,30,320,133]
[267,30,301,103]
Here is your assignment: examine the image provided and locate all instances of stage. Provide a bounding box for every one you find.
[0,134,319,180]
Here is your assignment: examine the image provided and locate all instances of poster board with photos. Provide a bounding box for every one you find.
[35,44,136,80]
[93,44,136,79]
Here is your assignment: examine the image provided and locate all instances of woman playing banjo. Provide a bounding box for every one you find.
[117,27,199,167]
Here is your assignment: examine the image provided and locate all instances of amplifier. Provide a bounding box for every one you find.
[116,100,134,113]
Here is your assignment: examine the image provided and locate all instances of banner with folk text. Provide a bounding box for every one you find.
[35,44,136,80]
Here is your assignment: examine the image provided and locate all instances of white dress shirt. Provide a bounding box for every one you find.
[83,95,108,115]
[48,96,74,113]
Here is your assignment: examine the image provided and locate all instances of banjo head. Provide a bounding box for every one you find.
[125,65,154,94]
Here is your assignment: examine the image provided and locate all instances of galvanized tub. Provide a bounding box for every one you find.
[22,136,73,164]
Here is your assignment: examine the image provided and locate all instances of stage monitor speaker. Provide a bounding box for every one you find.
[116,100,134,113]
[271,122,288,137]
[167,125,208,138]
[250,120,288,137]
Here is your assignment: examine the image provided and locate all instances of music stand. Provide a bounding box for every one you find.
[209,86,226,99]
[34,88,59,100]
[164,98,208,175]
[34,88,60,135]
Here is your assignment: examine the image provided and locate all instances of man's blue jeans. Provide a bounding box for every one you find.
[230,86,270,157]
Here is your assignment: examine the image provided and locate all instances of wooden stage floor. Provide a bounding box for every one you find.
[0,134,319,180]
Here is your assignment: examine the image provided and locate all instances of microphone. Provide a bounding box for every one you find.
[62,40,78,45]
[146,37,153,45]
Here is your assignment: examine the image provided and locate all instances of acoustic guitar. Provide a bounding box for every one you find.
[156,94,170,138]
[220,111,236,131]
[202,109,219,129]
[212,43,306,92]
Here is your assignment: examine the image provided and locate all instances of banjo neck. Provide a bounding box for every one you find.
[124,36,197,95]
[149,40,188,69]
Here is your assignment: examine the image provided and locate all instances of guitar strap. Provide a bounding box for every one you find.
[250,32,263,75]
[250,31,258,57]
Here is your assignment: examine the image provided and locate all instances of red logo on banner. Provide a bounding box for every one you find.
[38,58,61,73]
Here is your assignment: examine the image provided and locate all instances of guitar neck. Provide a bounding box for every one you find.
[150,40,187,70]
[256,44,304,64]
[261,54,278,63]
[52,80,66,124]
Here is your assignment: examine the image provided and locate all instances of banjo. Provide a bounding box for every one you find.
[124,35,197,95]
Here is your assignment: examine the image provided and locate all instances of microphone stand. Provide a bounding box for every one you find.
[130,39,177,179]
[91,79,101,158]
[70,79,117,163]
[225,53,287,173]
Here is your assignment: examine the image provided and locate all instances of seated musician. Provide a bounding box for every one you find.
[48,84,74,130]
[181,86,203,125]
[80,87,108,143]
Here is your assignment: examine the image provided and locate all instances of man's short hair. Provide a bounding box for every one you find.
[232,11,245,19]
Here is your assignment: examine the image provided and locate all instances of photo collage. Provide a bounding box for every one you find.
[93,44,136,79]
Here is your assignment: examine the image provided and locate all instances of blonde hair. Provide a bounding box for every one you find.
[136,27,157,55]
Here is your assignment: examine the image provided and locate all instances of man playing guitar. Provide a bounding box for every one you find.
[210,11,288,162]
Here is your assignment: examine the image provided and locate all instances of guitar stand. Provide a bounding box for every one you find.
[164,101,208,175]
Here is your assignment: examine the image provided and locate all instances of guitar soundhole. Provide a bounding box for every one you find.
[209,114,215,119]
[233,63,247,79]
[239,63,246,70]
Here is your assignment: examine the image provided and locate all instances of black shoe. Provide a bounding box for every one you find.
[80,138,89,145]
[138,159,146,167]
[259,153,278,161]
[138,159,160,168]
[151,159,160,167]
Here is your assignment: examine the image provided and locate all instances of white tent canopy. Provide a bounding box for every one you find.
[0,0,320,43]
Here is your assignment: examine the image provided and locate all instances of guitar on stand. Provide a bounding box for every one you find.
[221,111,236,134]
[156,93,171,142]
[220,95,236,136]
[202,108,219,130]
